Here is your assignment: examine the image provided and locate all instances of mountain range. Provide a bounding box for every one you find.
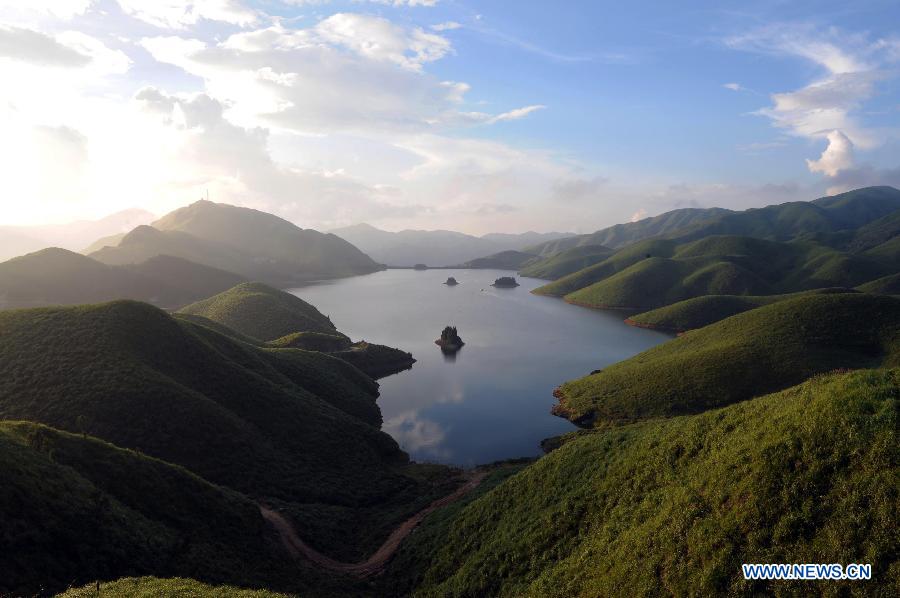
[329,223,571,267]
[0,208,154,262]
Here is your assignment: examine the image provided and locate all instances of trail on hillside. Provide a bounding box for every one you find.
[259,471,487,578]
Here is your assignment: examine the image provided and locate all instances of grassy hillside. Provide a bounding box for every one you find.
[154,200,382,279]
[673,186,900,244]
[91,201,382,283]
[627,287,857,332]
[518,245,614,280]
[181,283,415,379]
[0,301,426,506]
[459,250,539,269]
[532,238,679,297]
[179,282,337,341]
[403,368,899,597]
[554,294,900,427]
[0,421,309,597]
[526,207,731,256]
[58,578,294,598]
[859,273,900,295]
[560,236,892,310]
[0,248,240,309]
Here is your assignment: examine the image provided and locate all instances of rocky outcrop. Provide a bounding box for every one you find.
[491,276,519,288]
[435,326,464,351]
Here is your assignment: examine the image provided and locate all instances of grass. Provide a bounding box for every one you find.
[557,236,892,310]
[178,282,338,341]
[533,238,678,297]
[859,273,900,295]
[57,577,296,598]
[0,248,241,310]
[554,294,900,427]
[460,250,540,269]
[0,300,463,571]
[93,200,382,283]
[406,368,899,597]
[627,287,858,332]
[0,421,322,597]
[518,244,613,280]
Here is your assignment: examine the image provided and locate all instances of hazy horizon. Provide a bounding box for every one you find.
[2,1,899,235]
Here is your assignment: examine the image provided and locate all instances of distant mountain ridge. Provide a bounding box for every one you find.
[0,208,154,262]
[89,200,383,283]
[0,248,245,310]
[330,223,571,267]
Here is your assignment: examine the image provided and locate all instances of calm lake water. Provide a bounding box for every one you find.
[289,269,670,466]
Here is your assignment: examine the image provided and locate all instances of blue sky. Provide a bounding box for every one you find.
[1,0,898,233]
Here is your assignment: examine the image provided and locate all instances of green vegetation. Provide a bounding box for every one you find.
[460,250,539,269]
[627,287,858,332]
[0,301,411,502]
[674,186,900,244]
[405,368,899,597]
[179,282,337,341]
[0,421,312,596]
[91,200,382,283]
[555,294,900,426]
[859,273,900,295]
[328,341,415,380]
[269,331,352,351]
[518,244,613,280]
[0,248,242,309]
[551,235,891,310]
[525,207,731,256]
[532,238,678,297]
[58,578,294,598]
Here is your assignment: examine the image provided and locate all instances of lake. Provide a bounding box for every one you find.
[289,269,670,466]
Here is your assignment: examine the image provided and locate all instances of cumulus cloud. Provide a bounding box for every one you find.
[0,0,93,19]
[115,0,258,29]
[0,25,91,67]
[630,208,648,222]
[806,130,854,177]
[727,23,900,186]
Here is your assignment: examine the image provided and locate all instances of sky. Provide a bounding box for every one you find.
[1,0,899,234]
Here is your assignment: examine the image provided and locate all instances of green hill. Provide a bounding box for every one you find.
[58,578,295,597]
[526,207,731,256]
[518,245,614,280]
[0,248,241,310]
[90,201,382,284]
[397,368,899,597]
[0,421,310,597]
[626,288,858,332]
[557,236,892,310]
[459,250,539,269]
[0,301,438,509]
[180,283,415,379]
[673,186,900,244]
[532,238,679,297]
[859,273,900,295]
[178,282,337,341]
[553,294,900,427]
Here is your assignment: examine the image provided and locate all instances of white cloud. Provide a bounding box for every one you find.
[490,104,546,123]
[431,21,460,32]
[722,82,744,91]
[0,25,91,67]
[806,129,854,177]
[630,208,648,222]
[115,0,258,29]
[0,0,93,20]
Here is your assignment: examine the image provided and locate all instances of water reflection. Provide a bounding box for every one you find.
[289,269,671,465]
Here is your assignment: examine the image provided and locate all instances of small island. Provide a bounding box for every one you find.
[491,276,520,288]
[413,263,428,270]
[444,277,459,286]
[435,325,464,351]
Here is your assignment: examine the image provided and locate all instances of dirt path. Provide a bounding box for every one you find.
[259,471,487,578]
